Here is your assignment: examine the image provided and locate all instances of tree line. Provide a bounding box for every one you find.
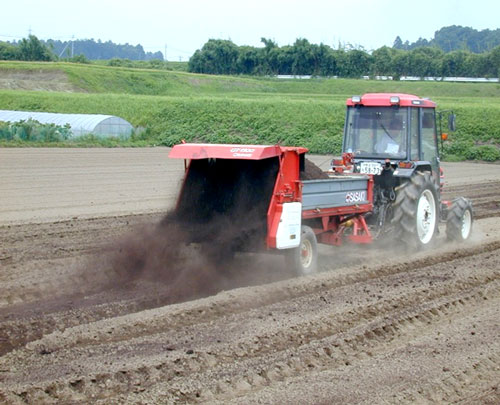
[46,38,163,60]
[394,25,500,53]
[189,26,500,78]
[0,36,54,61]
[188,38,500,78]
[0,36,163,62]
[1,26,499,78]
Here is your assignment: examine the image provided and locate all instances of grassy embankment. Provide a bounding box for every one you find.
[0,61,499,160]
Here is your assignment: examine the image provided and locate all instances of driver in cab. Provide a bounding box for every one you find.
[375,116,404,155]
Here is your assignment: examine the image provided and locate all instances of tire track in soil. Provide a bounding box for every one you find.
[0,179,499,403]
[443,180,500,219]
[233,294,500,405]
[0,180,498,311]
[0,242,499,403]
[1,231,499,358]
[393,353,500,404]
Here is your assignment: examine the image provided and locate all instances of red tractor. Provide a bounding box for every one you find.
[168,93,473,276]
[335,93,473,249]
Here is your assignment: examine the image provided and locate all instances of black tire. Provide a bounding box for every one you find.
[446,197,473,242]
[391,171,439,250]
[285,225,318,276]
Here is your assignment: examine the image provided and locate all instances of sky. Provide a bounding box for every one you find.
[2,0,499,61]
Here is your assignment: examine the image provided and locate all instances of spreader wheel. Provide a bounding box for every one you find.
[446,197,473,242]
[285,225,318,276]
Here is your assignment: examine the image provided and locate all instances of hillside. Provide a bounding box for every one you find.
[395,25,500,53]
[2,61,500,97]
[0,61,499,160]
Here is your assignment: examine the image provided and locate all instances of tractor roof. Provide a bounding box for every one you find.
[169,143,308,160]
[346,93,436,108]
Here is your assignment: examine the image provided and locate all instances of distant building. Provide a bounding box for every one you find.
[276,75,312,79]
[0,110,134,138]
[399,77,499,83]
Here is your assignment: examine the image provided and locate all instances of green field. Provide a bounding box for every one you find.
[0,61,499,160]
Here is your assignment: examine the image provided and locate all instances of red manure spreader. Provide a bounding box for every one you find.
[168,93,473,275]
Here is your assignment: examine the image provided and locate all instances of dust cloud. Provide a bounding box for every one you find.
[91,157,329,304]
[86,157,281,303]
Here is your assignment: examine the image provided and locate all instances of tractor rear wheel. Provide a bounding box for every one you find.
[391,171,439,250]
[285,225,318,276]
[446,197,473,242]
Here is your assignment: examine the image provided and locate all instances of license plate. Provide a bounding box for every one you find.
[359,161,382,175]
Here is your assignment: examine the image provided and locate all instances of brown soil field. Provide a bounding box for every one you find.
[0,148,499,404]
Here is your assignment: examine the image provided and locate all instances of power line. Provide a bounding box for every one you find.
[0,33,75,41]
[142,43,192,54]
[168,46,192,54]
[1,31,192,59]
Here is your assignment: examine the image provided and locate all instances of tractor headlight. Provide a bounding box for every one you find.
[389,96,400,105]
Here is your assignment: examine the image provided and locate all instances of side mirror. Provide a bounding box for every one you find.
[448,114,456,132]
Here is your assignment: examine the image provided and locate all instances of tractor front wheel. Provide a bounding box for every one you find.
[446,197,473,242]
[285,225,318,276]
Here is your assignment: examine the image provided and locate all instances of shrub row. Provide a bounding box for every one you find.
[0,90,499,161]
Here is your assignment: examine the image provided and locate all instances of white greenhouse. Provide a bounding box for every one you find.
[0,110,134,138]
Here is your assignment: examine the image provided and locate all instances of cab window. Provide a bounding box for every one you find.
[410,108,419,160]
[421,110,438,163]
[344,106,407,159]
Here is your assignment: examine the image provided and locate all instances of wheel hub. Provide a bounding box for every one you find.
[461,209,472,239]
[300,239,313,268]
[416,190,436,244]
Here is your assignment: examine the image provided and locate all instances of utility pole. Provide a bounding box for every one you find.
[71,35,74,57]
[164,44,167,61]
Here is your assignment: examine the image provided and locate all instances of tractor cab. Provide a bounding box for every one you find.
[334,93,463,244]
[339,93,453,186]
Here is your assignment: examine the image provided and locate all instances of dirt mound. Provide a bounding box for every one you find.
[301,158,330,180]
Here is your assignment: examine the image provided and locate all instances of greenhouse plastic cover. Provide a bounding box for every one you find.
[0,110,133,137]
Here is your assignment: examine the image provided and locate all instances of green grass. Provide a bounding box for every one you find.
[2,61,500,98]
[0,90,346,153]
[0,61,499,160]
[91,59,189,72]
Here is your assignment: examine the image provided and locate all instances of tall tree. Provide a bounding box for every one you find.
[0,41,19,60]
[408,47,443,76]
[188,39,238,74]
[18,35,54,61]
[372,46,395,75]
[488,45,500,77]
[345,50,372,77]
[441,50,468,76]
[291,38,316,75]
[393,36,403,50]
[236,46,262,74]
